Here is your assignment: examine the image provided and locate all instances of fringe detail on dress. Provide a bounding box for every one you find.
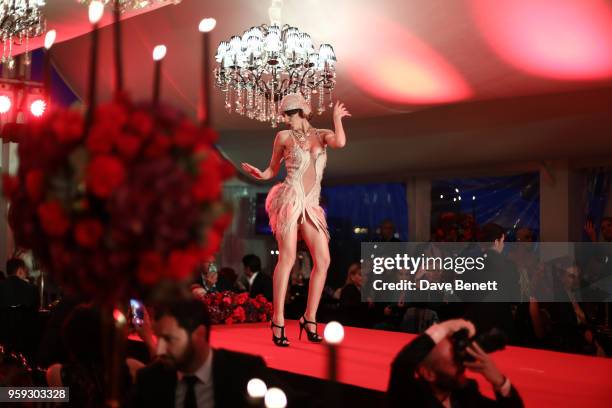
[265,183,329,241]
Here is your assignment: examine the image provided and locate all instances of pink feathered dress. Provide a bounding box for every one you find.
[265,129,330,241]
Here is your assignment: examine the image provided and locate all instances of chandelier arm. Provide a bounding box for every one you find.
[298,68,316,92]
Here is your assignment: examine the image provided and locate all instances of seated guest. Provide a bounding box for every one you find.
[132,298,284,407]
[191,259,218,298]
[388,319,523,408]
[0,258,40,354]
[46,304,143,407]
[338,263,370,328]
[216,267,238,292]
[242,254,273,301]
[0,258,39,310]
[375,219,402,242]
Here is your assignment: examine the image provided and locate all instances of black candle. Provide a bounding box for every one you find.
[113,0,123,94]
[198,18,216,127]
[152,45,167,107]
[86,1,104,127]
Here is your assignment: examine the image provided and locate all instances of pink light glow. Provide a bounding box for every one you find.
[470,0,612,80]
[347,15,472,105]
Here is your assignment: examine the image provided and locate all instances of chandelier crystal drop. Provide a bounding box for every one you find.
[214,23,337,127]
[0,0,47,69]
[78,0,182,14]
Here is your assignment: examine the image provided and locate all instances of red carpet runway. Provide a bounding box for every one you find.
[211,321,612,407]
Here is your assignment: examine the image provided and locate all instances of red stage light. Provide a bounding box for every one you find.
[0,95,11,114]
[30,99,47,117]
[470,0,612,80]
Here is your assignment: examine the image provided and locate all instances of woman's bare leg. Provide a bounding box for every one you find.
[272,223,298,338]
[299,219,331,326]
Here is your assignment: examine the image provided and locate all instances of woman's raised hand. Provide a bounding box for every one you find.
[241,162,265,180]
[333,101,351,121]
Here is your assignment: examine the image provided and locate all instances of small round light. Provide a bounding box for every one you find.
[88,1,105,24]
[153,45,167,61]
[264,387,287,408]
[113,308,126,325]
[199,18,217,33]
[30,99,47,117]
[247,378,267,398]
[44,29,57,50]
[0,95,11,114]
[324,321,344,344]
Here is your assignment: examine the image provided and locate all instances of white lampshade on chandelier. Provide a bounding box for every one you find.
[0,0,47,68]
[214,23,337,127]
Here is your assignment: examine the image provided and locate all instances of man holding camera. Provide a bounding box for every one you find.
[387,319,523,408]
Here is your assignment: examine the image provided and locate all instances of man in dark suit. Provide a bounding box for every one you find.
[463,224,520,341]
[388,319,523,408]
[132,298,295,408]
[242,254,273,301]
[0,258,39,310]
[0,258,39,354]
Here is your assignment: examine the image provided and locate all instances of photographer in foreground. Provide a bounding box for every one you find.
[387,319,523,408]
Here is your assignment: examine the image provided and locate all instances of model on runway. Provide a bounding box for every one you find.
[241,93,350,346]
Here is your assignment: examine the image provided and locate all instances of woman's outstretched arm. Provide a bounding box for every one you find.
[322,101,351,148]
[241,131,286,180]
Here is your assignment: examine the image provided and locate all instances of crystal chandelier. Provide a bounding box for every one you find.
[78,0,182,14]
[0,0,47,69]
[214,23,337,127]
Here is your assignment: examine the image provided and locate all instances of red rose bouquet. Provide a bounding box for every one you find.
[200,291,273,324]
[2,99,234,301]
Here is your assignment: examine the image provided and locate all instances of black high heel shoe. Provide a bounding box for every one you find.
[299,315,323,343]
[270,321,290,347]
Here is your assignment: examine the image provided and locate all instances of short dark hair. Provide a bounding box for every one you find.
[242,254,261,273]
[154,298,211,339]
[6,258,26,276]
[480,223,505,242]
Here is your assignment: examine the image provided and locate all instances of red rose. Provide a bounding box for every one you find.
[145,134,171,158]
[2,173,19,198]
[128,110,153,137]
[95,102,128,129]
[86,123,121,155]
[38,201,70,237]
[74,219,104,248]
[222,296,232,306]
[220,159,236,180]
[256,294,267,304]
[25,170,44,201]
[174,121,199,148]
[236,292,249,305]
[86,155,125,198]
[225,317,234,325]
[51,110,84,143]
[115,134,142,159]
[232,306,246,322]
[200,127,219,144]
[138,252,164,285]
[259,314,268,322]
[199,229,222,261]
[191,150,222,202]
[167,250,199,280]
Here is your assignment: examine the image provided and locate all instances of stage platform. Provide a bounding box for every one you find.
[211,320,612,407]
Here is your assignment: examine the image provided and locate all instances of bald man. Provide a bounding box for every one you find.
[387,319,523,408]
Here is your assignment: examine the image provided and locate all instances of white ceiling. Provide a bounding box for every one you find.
[22,0,612,177]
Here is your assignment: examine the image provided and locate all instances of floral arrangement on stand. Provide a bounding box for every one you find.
[2,101,234,301]
[1,4,233,303]
[201,292,273,324]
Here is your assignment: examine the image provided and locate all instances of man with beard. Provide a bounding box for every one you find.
[387,319,523,408]
[131,298,278,408]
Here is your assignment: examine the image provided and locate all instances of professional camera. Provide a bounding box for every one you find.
[452,328,507,363]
